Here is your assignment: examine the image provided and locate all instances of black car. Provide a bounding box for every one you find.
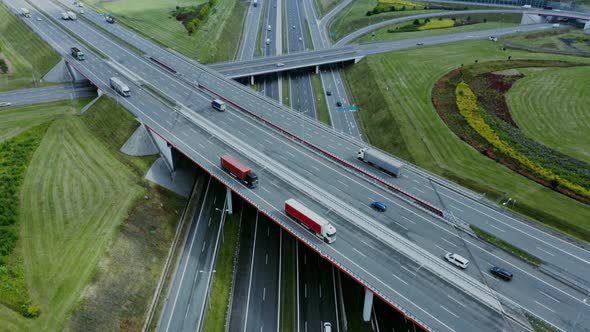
[490,266,513,281]
[336,101,342,107]
[326,91,332,96]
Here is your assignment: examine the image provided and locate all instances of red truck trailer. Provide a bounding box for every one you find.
[285,198,336,243]
[220,155,258,188]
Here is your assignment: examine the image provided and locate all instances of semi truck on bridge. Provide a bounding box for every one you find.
[70,47,85,61]
[285,199,336,243]
[220,155,258,188]
[357,148,404,177]
[109,77,131,97]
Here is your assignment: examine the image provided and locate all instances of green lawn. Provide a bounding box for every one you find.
[0,115,142,331]
[355,20,517,44]
[314,0,341,18]
[202,209,241,331]
[0,99,92,142]
[280,236,296,332]
[507,66,590,164]
[0,3,60,91]
[311,73,331,126]
[342,40,590,241]
[503,28,590,53]
[88,0,247,63]
[329,0,436,41]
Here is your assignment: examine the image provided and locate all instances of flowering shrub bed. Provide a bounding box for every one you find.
[432,60,590,203]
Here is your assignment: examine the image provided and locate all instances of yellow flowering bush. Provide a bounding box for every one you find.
[456,82,590,198]
[419,19,455,30]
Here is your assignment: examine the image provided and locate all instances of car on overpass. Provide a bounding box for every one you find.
[371,201,387,212]
[445,253,469,269]
[490,266,513,281]
[0,102,12,107]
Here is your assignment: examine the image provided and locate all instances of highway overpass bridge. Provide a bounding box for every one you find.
[9,1,590,331]
[210,8,590,79]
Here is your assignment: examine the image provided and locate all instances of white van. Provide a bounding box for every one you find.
[267,25,271,31]
[265,38,271,45]
[445,253,469,269]
[323,322,332,332]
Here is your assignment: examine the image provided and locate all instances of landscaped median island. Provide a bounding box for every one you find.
[431,60,590,205]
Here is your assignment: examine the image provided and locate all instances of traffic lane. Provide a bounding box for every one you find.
[228,205,256,331]
[239,0,264,60]
[22,3,572,328]
[0,84,97,106]
[298,245,323,332]
[182,183,227,332]
[255,220,282,331]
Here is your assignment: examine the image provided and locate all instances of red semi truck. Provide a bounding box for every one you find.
[220,155,258,188]
[285,198,336,243]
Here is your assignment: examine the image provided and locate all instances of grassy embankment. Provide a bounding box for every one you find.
[280,236,296,331]
[341,273,372,331]
[342,40,590,242]
[313,0,341,18]
[355,13,520,43]
[282,77,290,106]
[202,207,241,331]
[503,28,590,53]
[0,96,185,331]
[87,0,247,63]
[507,66,590,164]
[0,3,60,91]
[311,74,332,126]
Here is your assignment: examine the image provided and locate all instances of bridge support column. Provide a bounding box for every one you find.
[315,65,320,74]
[250,75,255,86]
[520,13,546,25]
[225,187,233,215]
[585,21,590,34]
[363,288,373,322]
[145,124,175,172]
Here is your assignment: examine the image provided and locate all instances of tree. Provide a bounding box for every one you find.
[467,16,471,21]
[413,19,420,25]
[483,18,487,23]
[366,11,372,16]
[438,16,443,21]
[401,5,406,10]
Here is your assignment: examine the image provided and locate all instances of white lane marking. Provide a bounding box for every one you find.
[412,186,425,194]
[539,291,561,303]
[536,247,555,257]
[401,215,416,225]
[449,204,463,212]
[401,265,416,276]
[352,248,367,257]
[439,305,459,318]
[394,221,408,231]
[391,272,408,285]
[442,238,457,247]
[447,295,466,307]
[337,179,349,187]
[534,300,555,313]
[435,244,446,252]
[488,224,506,233]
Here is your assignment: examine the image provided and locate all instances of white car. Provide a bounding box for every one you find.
[276,63,284,67]
[445,253,469,269]
[0,102,13,107]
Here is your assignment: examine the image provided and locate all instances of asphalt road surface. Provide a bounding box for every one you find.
[15,2,590,331]
[0,82,96,106]
[157,177,227,332]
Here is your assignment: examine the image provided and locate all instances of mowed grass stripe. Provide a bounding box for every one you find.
[507,66,590,164]
[16,115,142,331]
[343,40,590,240]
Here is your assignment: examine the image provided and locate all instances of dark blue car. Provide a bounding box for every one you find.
[490,266,513,281]
[371,201,387,212]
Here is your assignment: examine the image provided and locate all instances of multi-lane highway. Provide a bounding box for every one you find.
[238,0,264,60]
[158,177,227,332]
[11,1,590,331]
[0,82,96,106]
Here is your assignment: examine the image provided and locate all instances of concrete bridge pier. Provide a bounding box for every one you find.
[225,187,233,214]
[363,288,374,321]
[315,65,320,74]
[520,13,547,25]
[585,21,590,34]
[146,124,176,172]
[250,75,255,86]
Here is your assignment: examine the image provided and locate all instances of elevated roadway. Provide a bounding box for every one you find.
[0,82,96,106]
[13,1,590,331]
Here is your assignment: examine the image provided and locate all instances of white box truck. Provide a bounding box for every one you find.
[357,147,404,177]
[109,77,131,97]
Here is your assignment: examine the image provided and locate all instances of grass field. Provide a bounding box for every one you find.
[0,3,60,91]
[507,66,590,164]
[311,74,331,126]
[280,236,296,331]
[355,21,515,43]
[342,40,590,241]
[0,99,92,142]
[329,0,435,41]
[314,0,341,18]
[503,28,590,53]
[202,209,240,331]
[88,0,247,63]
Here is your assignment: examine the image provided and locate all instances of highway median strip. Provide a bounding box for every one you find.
[470,225,541,267]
